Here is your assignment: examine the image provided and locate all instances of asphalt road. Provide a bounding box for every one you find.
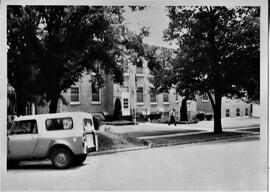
[2,139,267,191]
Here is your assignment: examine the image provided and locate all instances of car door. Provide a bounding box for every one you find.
[7,120,39,160]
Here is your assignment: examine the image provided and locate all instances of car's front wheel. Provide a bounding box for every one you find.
[50,148,72,169]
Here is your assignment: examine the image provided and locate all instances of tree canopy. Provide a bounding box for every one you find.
[148,6,260,133]
[7,6,147,114]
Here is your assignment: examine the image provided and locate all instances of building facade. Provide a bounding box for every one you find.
[113,60,197,120]
[196,95,252,118]
[34,60,197,121]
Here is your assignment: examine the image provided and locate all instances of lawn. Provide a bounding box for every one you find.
[147,131,259,147]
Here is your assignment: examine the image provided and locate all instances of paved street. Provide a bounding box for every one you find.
[2,139,267,191]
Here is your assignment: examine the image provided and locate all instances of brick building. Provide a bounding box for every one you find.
[196,94,252,118]
[35,60,197,121]
[113,60,197,120]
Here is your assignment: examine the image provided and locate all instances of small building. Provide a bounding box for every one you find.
[196,94,252,118]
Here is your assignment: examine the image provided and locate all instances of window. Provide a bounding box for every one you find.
[83,119,93,132]
[10,120,38,135]
[137,87,144,103]
[123,98,129,108]
[122,86,129,92]
[123,63,129,74]
[46,118,73,131]
[175,94,179,103]
[164,112,170,117]
[150,88,157,104]
[202,94,209,102]
[92,84,101,103]
[236,109,240,116]
[163,93,169,104]
[91,62,101,75]
[70,87,80,104]
[136,66,143,75]
[245,108,249,116]
[226,109,230,117]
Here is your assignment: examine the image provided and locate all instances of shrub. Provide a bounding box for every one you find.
[205,113,213,120]
[113,98,122,120]
[92,113,105,130]
[105,120,136,126]
[180,98,188,121]
[196,111,205,121]
[93,113,105,122]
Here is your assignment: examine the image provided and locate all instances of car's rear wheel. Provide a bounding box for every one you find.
[50,148,72,169]
[74,154,87,165]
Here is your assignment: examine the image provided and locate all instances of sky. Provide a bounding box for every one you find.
[123,5,177,49]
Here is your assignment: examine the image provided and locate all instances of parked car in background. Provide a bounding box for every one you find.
[7,112,98,169]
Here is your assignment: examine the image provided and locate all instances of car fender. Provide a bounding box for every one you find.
[47,137,83,157]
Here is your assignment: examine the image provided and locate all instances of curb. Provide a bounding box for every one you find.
[150,134,259,148]
[90,145,151,156]
[90,134,259,156]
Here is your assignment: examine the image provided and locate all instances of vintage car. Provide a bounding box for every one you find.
[7,112,98,169]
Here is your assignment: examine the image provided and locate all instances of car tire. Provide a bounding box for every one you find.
[50,148,72,169]
[73,154,87,165]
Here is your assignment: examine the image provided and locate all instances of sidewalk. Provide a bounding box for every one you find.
[100,117,260,134]
[94,117,260,155]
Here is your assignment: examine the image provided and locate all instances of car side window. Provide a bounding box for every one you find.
[83,119,94,131]
[46,118,73,131]
[10,120,38,135]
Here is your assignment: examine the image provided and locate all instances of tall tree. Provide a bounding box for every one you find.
[7,6,147,114]
[7,6,43,115]
[148,6,260,133]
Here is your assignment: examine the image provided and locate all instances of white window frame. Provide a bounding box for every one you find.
[175,94,179,103]
[91,62,101,76]
[245,108,249,116]
[150,88,157,105]
[123,98,129,109]
[202,94,209,103]
[137,87,144,105]
[91,84,101,104]
[236,108,240,116]
[123,63,130,76]
[70,87,80,105]
[122,85,129,92]
[225,109,230,117]
[163,93,169,105]
[136,66,144,77]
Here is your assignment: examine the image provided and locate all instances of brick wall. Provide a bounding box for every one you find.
[115,61,197,120]
[36,71,114,115]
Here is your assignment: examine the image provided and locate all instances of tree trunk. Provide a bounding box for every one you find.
[49,96,59,113]
[16,91,26,116]
[213,91,223,133]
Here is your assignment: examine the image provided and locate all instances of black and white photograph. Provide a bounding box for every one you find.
[0,0,268,191]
